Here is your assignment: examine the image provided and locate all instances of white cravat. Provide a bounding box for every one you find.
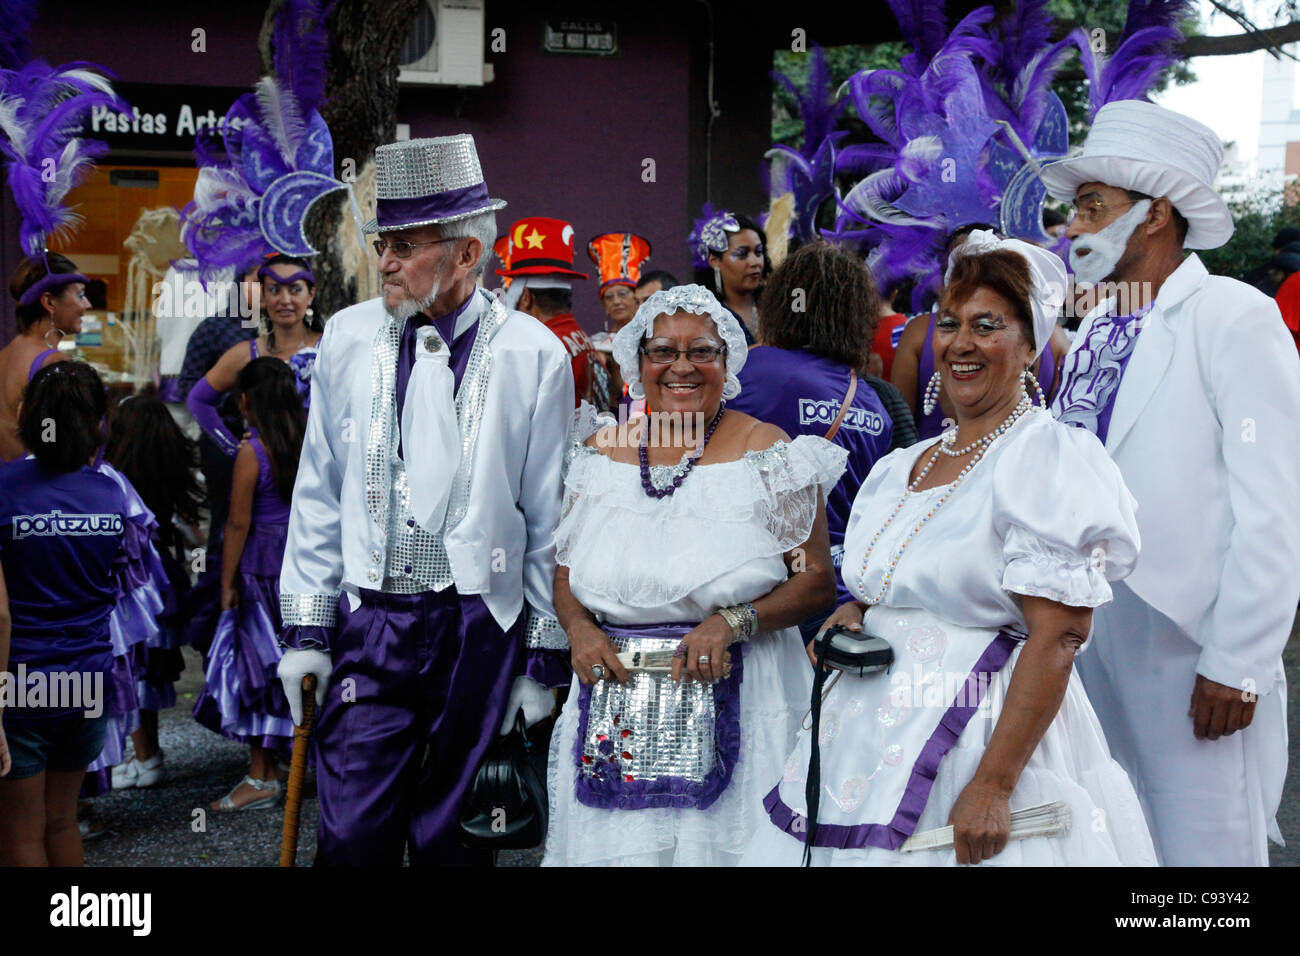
[400,324,462,533]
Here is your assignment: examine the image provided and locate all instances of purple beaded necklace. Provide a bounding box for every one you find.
[639,403,726,499]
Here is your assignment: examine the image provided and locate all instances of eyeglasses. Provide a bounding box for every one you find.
[372,237,460,259]
[1068,195,1146,228]
[602,286,635,302]
[640,344,727,365]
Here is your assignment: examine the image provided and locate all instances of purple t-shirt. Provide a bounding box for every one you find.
[732,347,893,602]
[0,458,124,720]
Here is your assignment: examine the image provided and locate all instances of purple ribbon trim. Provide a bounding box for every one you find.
[18,272,90,306]
[573,622,744,811]
[376,183,491,227]
[764,628,1022,850]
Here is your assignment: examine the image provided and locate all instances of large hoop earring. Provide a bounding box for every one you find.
[43,326,63,349]
[921,371,942,416]
[1024,368,1047,409]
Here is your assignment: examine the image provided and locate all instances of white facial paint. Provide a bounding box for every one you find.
[1069,199,1152,286]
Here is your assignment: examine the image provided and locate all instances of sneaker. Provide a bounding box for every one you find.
[111,752,166,790]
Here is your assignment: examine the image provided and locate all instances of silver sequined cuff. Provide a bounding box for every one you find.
[524,610,568,650]
[280,592,339,628]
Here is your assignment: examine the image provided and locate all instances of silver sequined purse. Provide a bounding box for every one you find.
[575,628,743,810]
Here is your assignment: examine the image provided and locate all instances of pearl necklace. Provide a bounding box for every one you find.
[857,401,1034,606]
[939,393,1031,456]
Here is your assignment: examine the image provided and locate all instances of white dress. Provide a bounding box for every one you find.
[741,410,1159,866]
[542,433,848,866]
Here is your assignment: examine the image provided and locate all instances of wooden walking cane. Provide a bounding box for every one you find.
[279,674,317,867]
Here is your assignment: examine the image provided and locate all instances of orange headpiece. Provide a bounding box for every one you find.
[586,232,652,293]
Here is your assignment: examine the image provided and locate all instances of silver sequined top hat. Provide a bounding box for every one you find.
[1039,100,1233,250]
[362,134,507,233]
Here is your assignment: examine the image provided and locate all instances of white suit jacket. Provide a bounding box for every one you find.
[279,288,574,646]
[1066,254,1300,696]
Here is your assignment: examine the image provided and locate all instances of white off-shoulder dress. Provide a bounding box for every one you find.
[541,433,848,866]
[742,410,1159,866]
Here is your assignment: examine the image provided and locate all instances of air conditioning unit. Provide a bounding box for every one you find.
[398,0,493,87]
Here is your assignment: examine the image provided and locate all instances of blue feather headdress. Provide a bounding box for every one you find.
[181,0,344,280]
[0,45,130,258]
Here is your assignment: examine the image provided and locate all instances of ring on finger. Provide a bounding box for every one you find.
[591,664,605,680]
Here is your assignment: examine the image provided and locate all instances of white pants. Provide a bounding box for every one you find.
[1078,582,1287,866]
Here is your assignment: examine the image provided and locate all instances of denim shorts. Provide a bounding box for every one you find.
[4,714,107,780]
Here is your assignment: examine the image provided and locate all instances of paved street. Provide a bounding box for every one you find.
[84,618,1300,867]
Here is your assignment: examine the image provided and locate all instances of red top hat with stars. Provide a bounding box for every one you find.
[496,216,589,279]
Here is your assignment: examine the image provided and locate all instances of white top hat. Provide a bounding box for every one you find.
[1039,100,1233,250]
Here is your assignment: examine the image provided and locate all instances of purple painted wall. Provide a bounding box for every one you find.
[395,9,693,334]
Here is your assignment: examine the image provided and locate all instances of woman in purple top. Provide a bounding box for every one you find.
[0,362,124,866]
[194,358,305,811]
[730,243,894,635]
[186,254,321,457]
[0,254,90,463]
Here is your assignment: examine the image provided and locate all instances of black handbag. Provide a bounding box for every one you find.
[458,713,548,850]
[803,625,893,865]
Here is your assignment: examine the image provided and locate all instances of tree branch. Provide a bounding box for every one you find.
[1180,21,1300,58]
[1052,19,1300,65]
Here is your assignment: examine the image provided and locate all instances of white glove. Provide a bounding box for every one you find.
[498,675,554,736]
[277,649,332,727]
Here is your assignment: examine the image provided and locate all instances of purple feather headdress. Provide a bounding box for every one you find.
[823,0,1187,307]
[1068,0,1193,118]
[764,44,848,243]
[180,0,344,280]
[0,53,130,258]
[687,202,740,269]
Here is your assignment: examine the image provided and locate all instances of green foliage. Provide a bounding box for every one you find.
[1199,184,1300,281]
[771,43,906,149]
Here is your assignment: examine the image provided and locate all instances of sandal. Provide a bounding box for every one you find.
[212,775,282,812]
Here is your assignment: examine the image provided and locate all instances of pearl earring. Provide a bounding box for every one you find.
[1024,369,1047,409]
[922,371,942,415]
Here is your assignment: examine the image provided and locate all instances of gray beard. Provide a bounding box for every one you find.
[383,274,442,322]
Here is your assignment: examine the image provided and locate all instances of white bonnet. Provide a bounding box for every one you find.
[611,283,749,400]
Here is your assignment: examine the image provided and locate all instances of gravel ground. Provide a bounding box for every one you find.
[83,647,541,867]
[83,616,1300,868]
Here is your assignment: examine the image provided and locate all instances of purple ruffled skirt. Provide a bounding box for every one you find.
[192,524,294,752]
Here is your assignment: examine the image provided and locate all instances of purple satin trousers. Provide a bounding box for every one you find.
[313,587,523,867]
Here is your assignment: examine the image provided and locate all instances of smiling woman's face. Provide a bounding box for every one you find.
[639,310,727,417]
[934,285,1035,422]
